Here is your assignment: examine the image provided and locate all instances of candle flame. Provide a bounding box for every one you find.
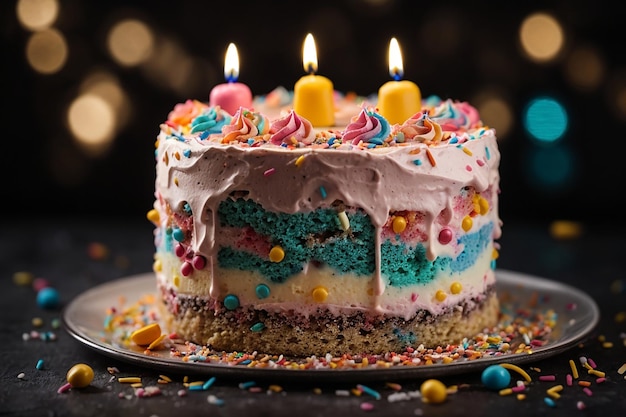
[302,33,318,75]
[388,37,404,81]
[224,43,240,83]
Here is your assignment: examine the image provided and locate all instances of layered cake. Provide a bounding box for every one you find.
[147,88,502,356]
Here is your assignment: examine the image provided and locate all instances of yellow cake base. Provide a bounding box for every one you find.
[157,289,500,357]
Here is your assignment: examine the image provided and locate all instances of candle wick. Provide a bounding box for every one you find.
[306,63,316,75]
[391,69,402,82]
[225,70,237,83]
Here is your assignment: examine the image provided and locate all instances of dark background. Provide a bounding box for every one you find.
[2,0,624,227]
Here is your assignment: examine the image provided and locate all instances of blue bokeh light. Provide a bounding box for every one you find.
[523,97,569,143]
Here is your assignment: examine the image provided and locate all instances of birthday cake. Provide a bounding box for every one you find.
[147,82,502,357]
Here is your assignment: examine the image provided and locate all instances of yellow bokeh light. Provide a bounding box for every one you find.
[140,35,202,96]
[107,19,154,67]
[473,92,514,139]
[16,0,59,31]
[67,94,116,156]
[25,28,67,74]
[519,12,564,63]
[564,45,605,92]
[80,71,132,130]
[606,71,626,122]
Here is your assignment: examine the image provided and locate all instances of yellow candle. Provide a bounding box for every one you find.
[293,33,334,127]
[377,38,421,125]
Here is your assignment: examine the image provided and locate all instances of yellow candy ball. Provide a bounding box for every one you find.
[450,281,463,294]
[435,290,447,302]
[392,216,407,234]
[269,246,285,263]
[462,215,473,232]
[420,378,447,404]
[478,197,490,214]
[146,209,160,224]
[312,286,329,302]
[66,363,94,388]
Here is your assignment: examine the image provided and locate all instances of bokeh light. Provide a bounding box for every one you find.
[67,94,116,156]
[25,28,67,74]
[16,0,59,31]
[106,19,154,67]
[140,35,211,96]
[523,97,568,143]
[606,70,626,123]
[564,45,605,92]
[519,12,564,63]
[80,71,132,132]
[527,145,575,191]
[473,91,514,139]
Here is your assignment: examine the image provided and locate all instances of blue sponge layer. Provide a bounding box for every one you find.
[217,198,493,286]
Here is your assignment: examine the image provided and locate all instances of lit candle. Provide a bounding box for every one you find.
[377,38,421,125]
[293,33,335,127]
[209,43,253,115]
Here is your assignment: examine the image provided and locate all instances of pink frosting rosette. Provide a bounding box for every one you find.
[399,112,444,143]
[222,107,270,143]
[429,99,482,131]
[166,99,208,130]
[342,107,391,145]
[269,110,316,146]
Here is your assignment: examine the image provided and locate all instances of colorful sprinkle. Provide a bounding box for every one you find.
[118,377,141,384]
[544,397,556,407]
[337,211,350,231]
[250,322,265,332]
[357,384,381,400]
[295,155,305,167]
[425,149,436,166]
[569,359,579,379]
[499,363,532,383]
[57,382,72,394]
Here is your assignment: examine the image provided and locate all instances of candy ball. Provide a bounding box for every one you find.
[481,364,511,390]
[420,379,447,404]
[36,287,60,309]
[66,363,94,388]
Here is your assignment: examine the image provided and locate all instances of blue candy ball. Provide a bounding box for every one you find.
[37,287,60,309]
[481,364,511,390]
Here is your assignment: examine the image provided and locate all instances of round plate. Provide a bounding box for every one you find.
[62,270,599,382]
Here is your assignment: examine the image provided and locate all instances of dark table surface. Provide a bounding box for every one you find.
[2,217,625,416]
